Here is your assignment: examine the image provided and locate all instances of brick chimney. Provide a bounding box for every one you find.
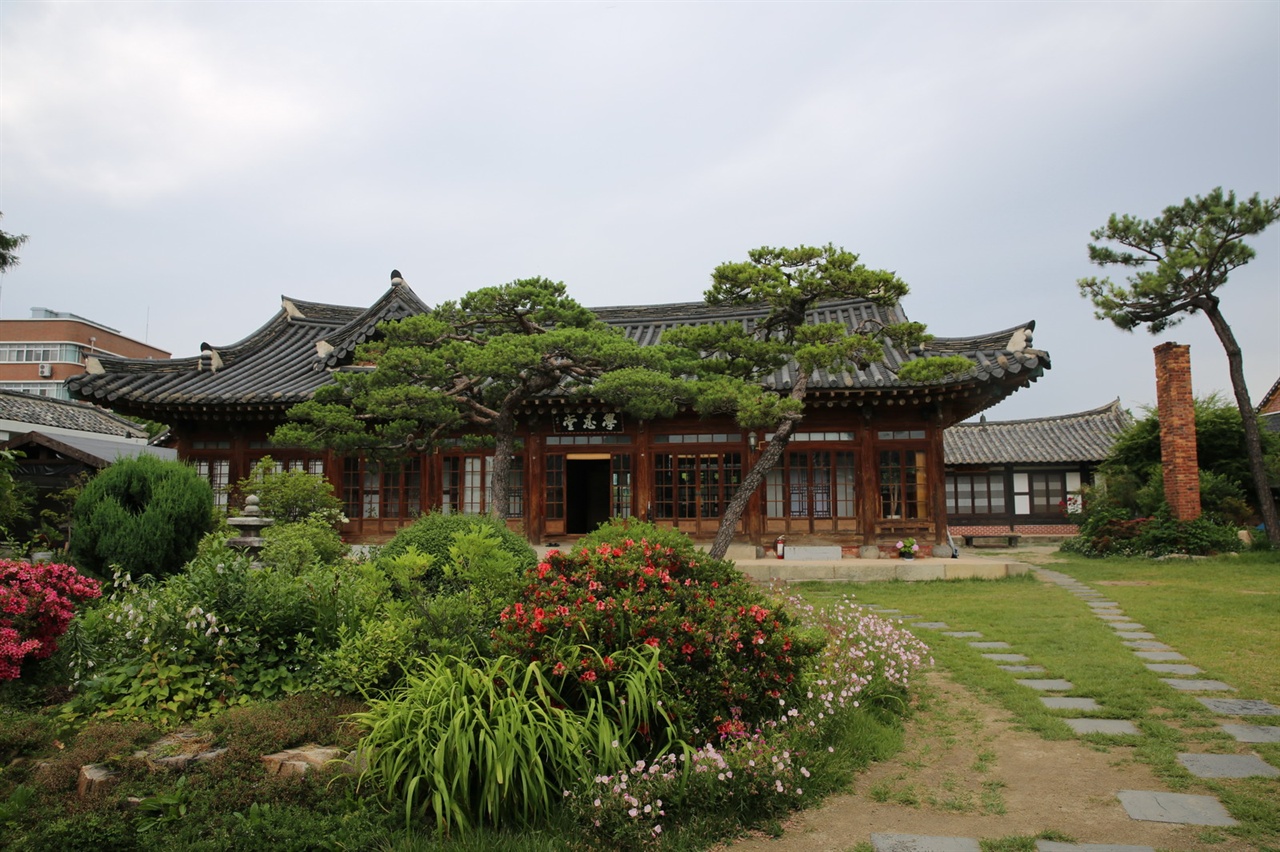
[1153,342,1200,520]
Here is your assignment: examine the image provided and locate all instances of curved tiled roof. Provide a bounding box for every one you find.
[66,286,424,417]
[593,298,1047,393]
[0,389,151,438]
[67,280,1050,422]
[944,399,1132,465]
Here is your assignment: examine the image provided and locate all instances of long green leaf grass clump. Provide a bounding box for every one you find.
[353,645,675,835]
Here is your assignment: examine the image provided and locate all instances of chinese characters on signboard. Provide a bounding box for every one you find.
[556,411,623,433]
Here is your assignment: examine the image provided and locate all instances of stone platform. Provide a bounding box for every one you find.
[731,555,1030,584]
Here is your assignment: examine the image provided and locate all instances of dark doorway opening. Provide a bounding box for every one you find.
[566,458,611,533]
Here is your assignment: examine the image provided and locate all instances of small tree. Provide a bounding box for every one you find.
[0,213,27,274]
[70,455,215,578]
[1078,188,1280,545]
[275,278,650,517]
[593,244,971,558]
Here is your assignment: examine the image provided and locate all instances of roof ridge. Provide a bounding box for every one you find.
[954,398,1124,427]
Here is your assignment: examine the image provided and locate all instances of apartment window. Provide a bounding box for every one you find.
[0,343,82,363]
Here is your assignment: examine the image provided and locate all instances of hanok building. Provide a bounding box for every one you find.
[943,400,1132,540]
[67,276,1050,549]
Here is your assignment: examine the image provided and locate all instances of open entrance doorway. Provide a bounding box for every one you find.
[566,456,611,533]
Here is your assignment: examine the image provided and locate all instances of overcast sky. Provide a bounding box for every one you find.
[2,1,1277,422]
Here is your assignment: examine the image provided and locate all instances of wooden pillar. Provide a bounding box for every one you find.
[928,421,947,545]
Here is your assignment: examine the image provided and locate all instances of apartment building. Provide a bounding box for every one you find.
[0,308,169,399]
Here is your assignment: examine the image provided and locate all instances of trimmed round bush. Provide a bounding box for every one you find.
[382,511,538,574]
[70,456,214,578]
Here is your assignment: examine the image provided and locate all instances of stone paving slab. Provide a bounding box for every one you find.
[1110,623,1146,631]
[1133,651,1187,662]
[1198,698,1280,716]
[1116,790,1238,826]
[982,653,1029,663]
[968,641,1011,649]
[1145,663,1201,675]
[1064,718,1140,735]
[1115,631,1155,640]
[1177,753,1280,778]
[1123,640,1172,651]
[998,664,1046,673]
[1017,679,1074,691]
[870,608,901,613]
[1087,601,1121,608]
[941,631,982,638]
[1161,678,1234,692]
[1221,723,1280,743]
[1095,612,1129,620]
[1036,843,1154,852]
[1042,696,1100,711]
[870,834,980,852]
[913,622,949,629]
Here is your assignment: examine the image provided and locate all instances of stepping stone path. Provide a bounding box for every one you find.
[1115,790,1237,826]
[1177,753,1280,778]
[848,566,1273,848]
[1018,678,1074,691]
[970,836,1160,852]
[1221,723,1280,743]
[870,834,980,852]
[1064,718,1140,736]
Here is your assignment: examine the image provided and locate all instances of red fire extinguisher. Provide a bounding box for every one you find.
[775,535,786,559]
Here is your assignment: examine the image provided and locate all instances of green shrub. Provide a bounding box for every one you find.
[70,456,214,579]
[260,516,348,573]
[1062,506,1241,557]
[382,511,537,581]
[492,521,826,728]
[63,547,396,723]
[235,457,343,526]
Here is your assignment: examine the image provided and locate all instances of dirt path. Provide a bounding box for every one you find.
[725,671,1248,852]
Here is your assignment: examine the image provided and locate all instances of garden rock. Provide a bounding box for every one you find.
[261,745,348,777]
[77,763,117,797]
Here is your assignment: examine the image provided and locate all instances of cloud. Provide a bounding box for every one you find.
[2,4,338,205]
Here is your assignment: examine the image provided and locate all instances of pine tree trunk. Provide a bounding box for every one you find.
[488,428,514,520]
[1203,302,1280,546]
[708,375,809,560]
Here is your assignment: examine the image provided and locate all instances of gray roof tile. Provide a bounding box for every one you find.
[0,389,151,438]
[68,282,1051,422]
[944,399,1131,464]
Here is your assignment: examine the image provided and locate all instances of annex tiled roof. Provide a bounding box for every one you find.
[944,399,1132,465]
[0,389,151,438]
[68,278,1050,422]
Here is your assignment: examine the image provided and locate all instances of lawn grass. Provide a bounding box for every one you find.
[789,550,1280,847]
